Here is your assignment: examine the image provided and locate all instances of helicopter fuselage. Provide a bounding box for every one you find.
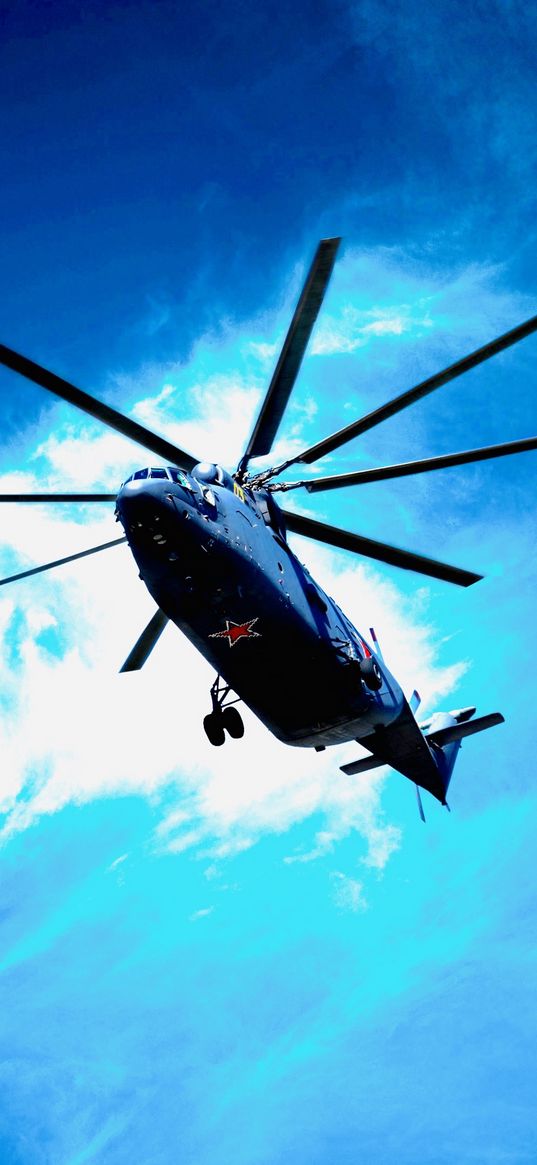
[0,235,515,808]
[115,463,406,748]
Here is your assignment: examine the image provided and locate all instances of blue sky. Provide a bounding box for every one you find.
[0,2,536,1162]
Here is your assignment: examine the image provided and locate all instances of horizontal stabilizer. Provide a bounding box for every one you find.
[340,710,504,780]
[340,754,386,776]
[428,711,504,747]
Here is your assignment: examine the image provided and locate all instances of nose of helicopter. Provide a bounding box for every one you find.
[115,470,203,562]
[117,477,151,501]
[115,475,176,535]
[116,476,156,520]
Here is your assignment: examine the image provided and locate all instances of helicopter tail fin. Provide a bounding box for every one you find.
[340,706,505,803]
[422,708,505,797]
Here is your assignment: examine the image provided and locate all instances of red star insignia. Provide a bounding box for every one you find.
[209,617,261,647]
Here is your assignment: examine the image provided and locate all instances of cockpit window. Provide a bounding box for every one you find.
[123,466,197,487]
[168,468,192,488]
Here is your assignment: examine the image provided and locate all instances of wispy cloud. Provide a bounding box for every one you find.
[189,906,214,921]
[312,303,433,356]
[330,871,367,912]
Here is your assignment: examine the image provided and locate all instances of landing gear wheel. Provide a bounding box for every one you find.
[205,675,244,744]
[203,712,225,746]
[222,706,244,739]
[360,657,383,691]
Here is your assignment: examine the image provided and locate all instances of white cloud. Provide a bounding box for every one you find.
[128,373,322,476]
[330,871,368,913]
[189,906,214,921]
[309,246,533,372]
[108,853,129,870]
[34,428,138,489]
[312,304,433,356]
[133,375,260,468]
[248,340,279,362]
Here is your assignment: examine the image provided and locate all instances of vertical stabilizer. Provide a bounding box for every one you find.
[426,711,464,796]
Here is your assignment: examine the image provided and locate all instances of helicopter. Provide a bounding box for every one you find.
[1,237,536,818]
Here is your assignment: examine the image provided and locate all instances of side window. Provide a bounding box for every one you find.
[202,487,217,512]
[169,468,191,488]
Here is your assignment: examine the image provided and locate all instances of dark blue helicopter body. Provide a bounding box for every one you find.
[116,463,405,749]
[2,235,530,814]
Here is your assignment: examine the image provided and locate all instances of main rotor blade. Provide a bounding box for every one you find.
[0,536,126,586]
[0,493,116,502]
[282,510,481,587]
[119,608,169,672]
[280,435,537,493]
[237,238,341,475]
[285,312,537,468]
[0,344,199,471]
